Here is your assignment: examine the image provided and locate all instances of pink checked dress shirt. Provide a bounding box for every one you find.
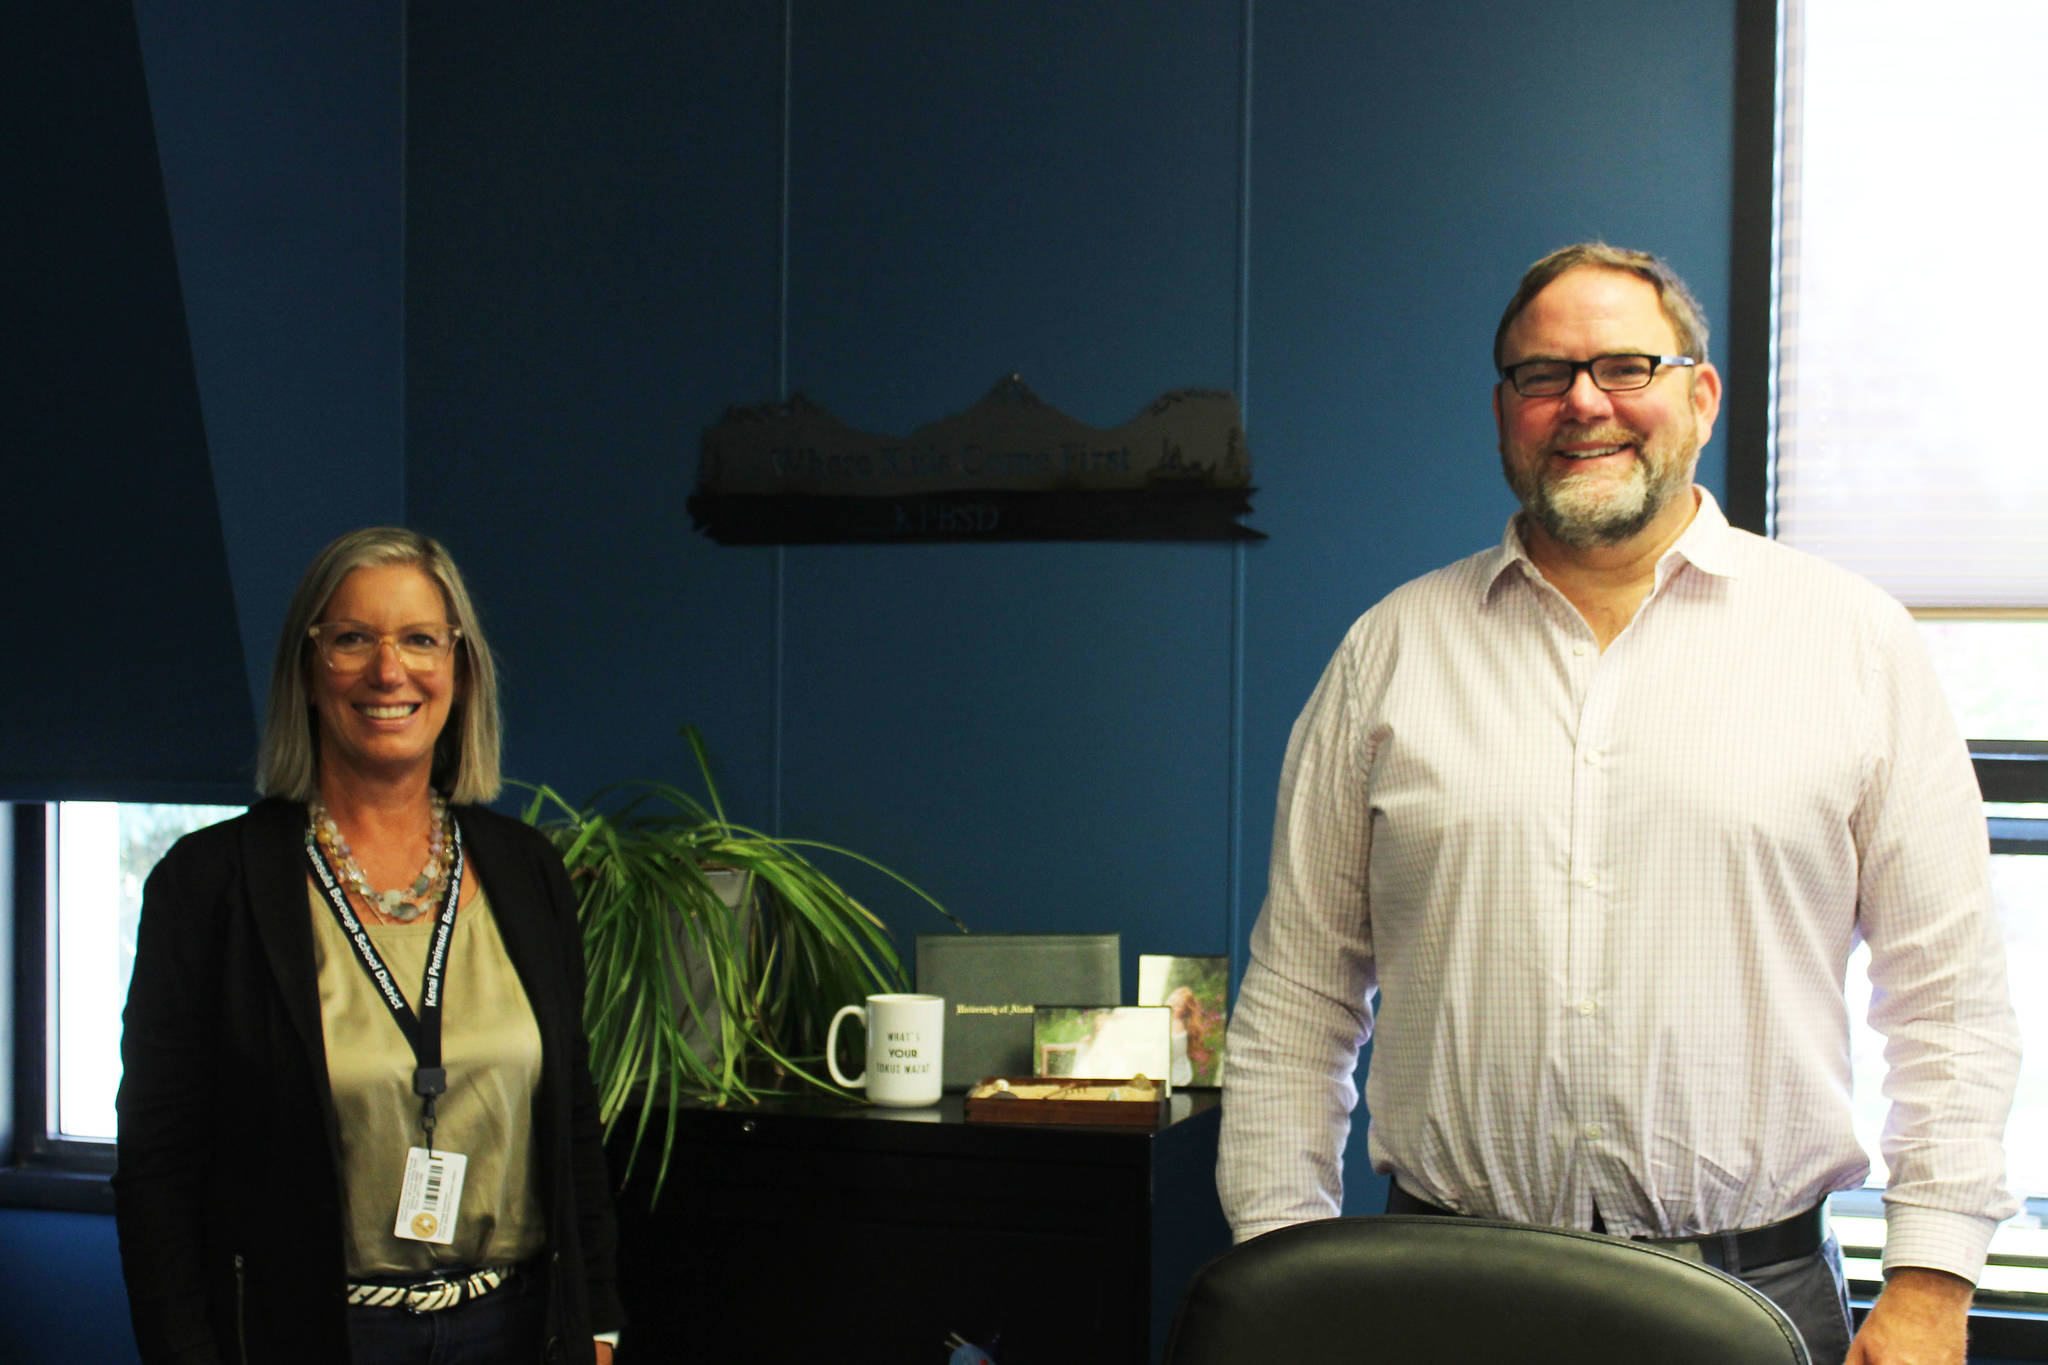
[1218,490,2019,1281]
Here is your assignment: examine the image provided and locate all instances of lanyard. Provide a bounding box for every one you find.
[306,821,465,1150]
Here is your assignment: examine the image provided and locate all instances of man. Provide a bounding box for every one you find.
[1218,243,2018,1364]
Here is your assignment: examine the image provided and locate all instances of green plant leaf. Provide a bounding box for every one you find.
[517,732,956,1205]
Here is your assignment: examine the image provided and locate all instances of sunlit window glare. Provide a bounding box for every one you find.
[52,802,241,1139]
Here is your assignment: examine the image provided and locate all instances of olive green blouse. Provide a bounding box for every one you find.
[309,879,547,1277]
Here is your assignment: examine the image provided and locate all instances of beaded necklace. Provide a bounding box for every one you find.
[308,789,455,923]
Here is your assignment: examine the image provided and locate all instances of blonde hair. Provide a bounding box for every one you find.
[1493,242,1711,370]
[256,527,502,803]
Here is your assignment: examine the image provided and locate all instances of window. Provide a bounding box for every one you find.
[1740,0,2048,1311]
[6,801,241,1187]
[51,803,244,1142]
[1772,3,2048,609]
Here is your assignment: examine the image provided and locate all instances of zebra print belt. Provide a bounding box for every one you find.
[345,1264,515,1314]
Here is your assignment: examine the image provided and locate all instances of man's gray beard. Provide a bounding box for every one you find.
[1506,442,1694,549]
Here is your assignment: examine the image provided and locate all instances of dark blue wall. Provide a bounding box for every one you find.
[0,1211,136,1362]
[3,0,402,1355]
[406,0,1743,991]
[9,0,257,803]
[132,0,408,713]
[398,0,1738,1222]
[5,1,1758,1356]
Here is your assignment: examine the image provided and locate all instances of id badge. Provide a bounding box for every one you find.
[393,1146,467,1244]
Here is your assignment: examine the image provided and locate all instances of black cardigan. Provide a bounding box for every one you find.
[112,798,623,1365]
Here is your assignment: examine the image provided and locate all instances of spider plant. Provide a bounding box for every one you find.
[517,726,961,1200]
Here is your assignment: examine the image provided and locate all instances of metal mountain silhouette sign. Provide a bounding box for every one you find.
[688,376,1261,544]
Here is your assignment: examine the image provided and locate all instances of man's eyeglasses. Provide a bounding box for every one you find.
[308,621,463,673]
[1498,353,1697,398]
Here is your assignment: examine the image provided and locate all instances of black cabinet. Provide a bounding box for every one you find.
[611,1093,1228,1364]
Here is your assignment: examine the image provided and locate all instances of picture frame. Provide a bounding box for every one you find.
[1032,1005,1173,1095]
[1136,953,1228,1088]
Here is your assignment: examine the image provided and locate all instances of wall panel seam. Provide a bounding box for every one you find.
[1227,0,1256,977]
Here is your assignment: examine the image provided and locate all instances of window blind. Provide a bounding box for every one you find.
[1775,0,2048,612]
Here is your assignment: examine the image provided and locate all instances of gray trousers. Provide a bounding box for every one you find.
[1738,1233,1854,1365]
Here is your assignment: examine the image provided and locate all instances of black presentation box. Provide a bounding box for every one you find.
[916,932,1120,1089]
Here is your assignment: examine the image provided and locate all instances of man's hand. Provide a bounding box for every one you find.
[1845,1266,1973,1365]
[593,1341,615,1365]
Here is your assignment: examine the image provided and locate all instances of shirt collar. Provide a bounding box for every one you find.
[1662,487,1742,580]
[1482,485,1744,602]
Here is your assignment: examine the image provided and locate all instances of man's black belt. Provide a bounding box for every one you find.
[1384,1181,1827,1274]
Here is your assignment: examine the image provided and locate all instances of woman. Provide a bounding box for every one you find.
[113,528,622,1364]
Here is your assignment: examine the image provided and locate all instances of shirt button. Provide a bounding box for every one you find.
[1581,874,1597,889]
[1584,750,1603,766]
[1583,1123,1604,1140]
[1572,642,1589,656]
[1578,999,1598,1016]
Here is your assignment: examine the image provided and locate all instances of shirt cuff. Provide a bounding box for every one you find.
[595,1332,621,1346]
[1880,1202,1999,1283]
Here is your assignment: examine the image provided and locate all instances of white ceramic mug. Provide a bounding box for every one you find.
[826,993,945,1107]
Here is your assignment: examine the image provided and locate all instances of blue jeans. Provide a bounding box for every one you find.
[343,1270,546,1365]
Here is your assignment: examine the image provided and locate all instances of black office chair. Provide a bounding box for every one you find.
[1162,1215,1811,1364]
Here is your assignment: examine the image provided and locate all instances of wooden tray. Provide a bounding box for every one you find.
[962,1077,1167,1128]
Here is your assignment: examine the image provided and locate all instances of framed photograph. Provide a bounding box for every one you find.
[1137,954,1229,1088]
[1032,1006,1173,1094]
